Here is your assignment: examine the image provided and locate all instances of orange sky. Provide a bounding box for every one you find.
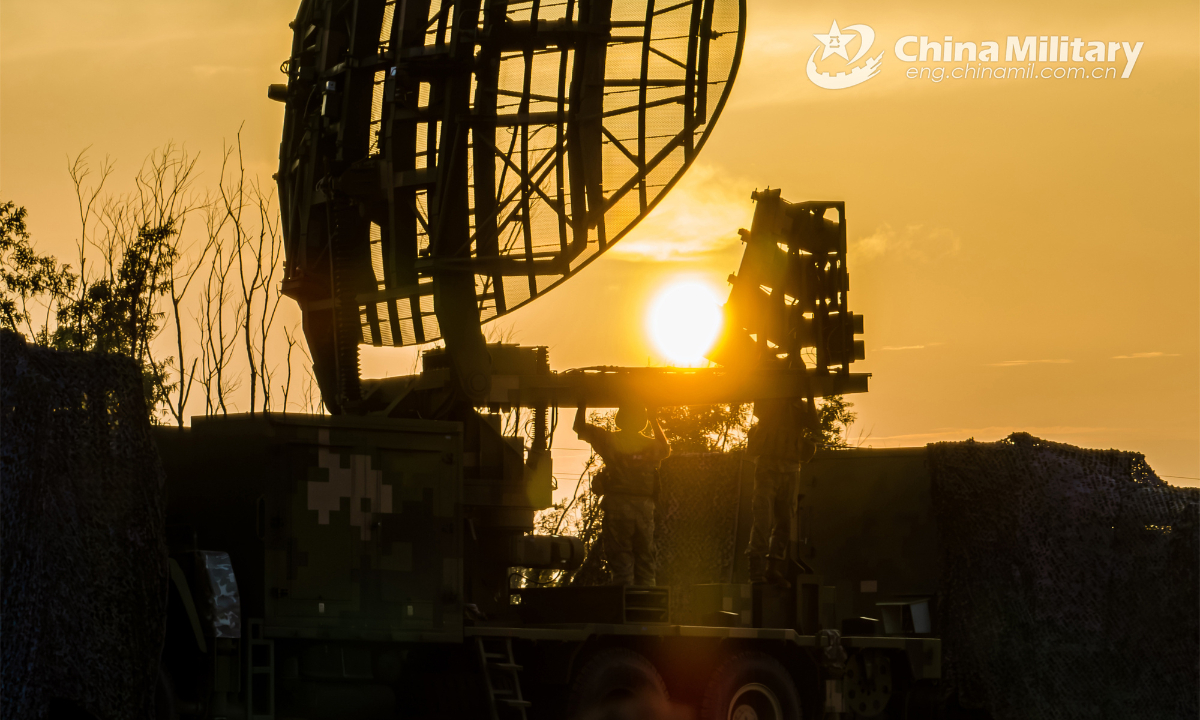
[2,0,1197,485]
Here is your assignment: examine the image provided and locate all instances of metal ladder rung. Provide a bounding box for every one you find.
[477,636,529,720]
[499,699,532,708]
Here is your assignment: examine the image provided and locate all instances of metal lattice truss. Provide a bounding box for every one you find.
[277,0,745,354]
[709,190,866,377]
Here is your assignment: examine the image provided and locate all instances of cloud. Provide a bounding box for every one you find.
[988,359,1072,367]
[851,223,961,262]
[868,425,1115,444]
[613,174,964,265]
[743,26,810,60]
[1113,351,1180,359]
[191,65,254,78]
[609,164,751,262]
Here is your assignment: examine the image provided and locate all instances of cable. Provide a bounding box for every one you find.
[546,404,558,453]
[552,452,597,537]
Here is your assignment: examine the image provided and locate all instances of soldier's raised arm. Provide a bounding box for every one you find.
[574,401,598,444]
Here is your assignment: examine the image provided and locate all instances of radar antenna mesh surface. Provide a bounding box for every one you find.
[277,0,745,352]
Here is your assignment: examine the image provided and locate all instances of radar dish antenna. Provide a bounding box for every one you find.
[275,0,745,411]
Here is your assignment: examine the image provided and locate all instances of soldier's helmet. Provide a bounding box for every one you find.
[615,405,648,433]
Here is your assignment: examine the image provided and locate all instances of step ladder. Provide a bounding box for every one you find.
[476,636,530,720]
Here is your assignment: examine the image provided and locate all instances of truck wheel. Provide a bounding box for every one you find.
[566,648,669,719]
[701,652,802,720]
[844,650,896,718]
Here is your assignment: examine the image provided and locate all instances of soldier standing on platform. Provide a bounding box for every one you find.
[575,403,671,587]
[746,396,817,587]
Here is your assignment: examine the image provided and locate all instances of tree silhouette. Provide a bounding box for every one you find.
[0,201,76,340]
[0,139,315,423]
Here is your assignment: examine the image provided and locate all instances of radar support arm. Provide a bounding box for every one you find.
[359,359,868,416]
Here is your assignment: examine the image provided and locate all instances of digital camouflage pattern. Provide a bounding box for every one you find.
[580,425,668,498]
[746,459,800,560]
[746,397,815,464]
[309,429,394,540]
[601,495,656,586]
[200,551,242,639]
[159,413,466,645]
[252,415,464,641]
[746,397,815,563]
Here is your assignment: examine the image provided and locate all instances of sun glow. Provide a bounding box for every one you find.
[647,280,724,366]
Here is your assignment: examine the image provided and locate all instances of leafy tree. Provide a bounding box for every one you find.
[0,201,77,339]
[520,410,610,587]
[657,403,752,453]
[48,220,182,415]
[1,198,182,420]
[526,454,605,588]
[656,397,857,453]
[808,395,858,449]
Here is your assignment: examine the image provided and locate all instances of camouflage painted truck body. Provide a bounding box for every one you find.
[156,414,943,720]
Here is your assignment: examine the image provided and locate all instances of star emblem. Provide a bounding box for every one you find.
[813,21,855,61]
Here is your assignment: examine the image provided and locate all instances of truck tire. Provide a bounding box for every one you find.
[566,647,669,719]
[844,649,899,718]
[700,651,802,720]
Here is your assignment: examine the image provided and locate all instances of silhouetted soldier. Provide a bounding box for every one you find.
[746,396,817,587]
[575,403,671,586]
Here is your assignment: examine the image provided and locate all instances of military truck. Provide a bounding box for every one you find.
[154,414,944,720]
[157,409,1199,720]
[154,0,947,715]
[154,183,924,719]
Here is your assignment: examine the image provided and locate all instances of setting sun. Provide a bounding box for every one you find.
[647,280,724,366]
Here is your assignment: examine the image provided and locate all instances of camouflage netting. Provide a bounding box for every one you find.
[655,453,747,621]
[928,433,1200,720]
[1,330,168,720]
[643,435,1198,718]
